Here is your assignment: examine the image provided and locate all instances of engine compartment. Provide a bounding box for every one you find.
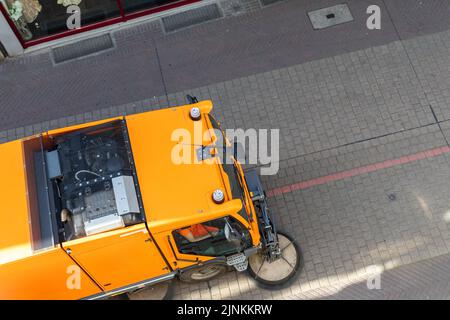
[38,120,144,242]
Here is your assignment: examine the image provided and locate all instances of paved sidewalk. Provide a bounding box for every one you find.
[172,122,450,299]
[290,253,450,300]
[1,0,450,300]
[1,0,450,131]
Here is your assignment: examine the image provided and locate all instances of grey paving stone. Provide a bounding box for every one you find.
[383,0,450,40]
[403,30,450,122]
[288,253,450,300]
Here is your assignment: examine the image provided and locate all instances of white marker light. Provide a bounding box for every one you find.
[212,189,225,204]
[190,107,201,121]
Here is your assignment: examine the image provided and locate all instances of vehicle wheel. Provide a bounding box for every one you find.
[179,263,228,283]
[247,231,303,290]
[127,280,174,300]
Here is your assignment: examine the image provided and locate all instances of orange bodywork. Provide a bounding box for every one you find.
[0,101,261,299]
[0,141,32,264]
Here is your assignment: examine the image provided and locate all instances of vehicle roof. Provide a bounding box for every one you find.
[0,101,238,264]
[126,101,239,233]
[0,140,33,264]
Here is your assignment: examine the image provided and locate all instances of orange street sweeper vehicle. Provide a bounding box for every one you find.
[0,98,301,299]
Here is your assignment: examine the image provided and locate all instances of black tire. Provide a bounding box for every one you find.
[163,280,175,300]
[179,262,228,283]
[105,293,129,300]
[247,231,303,290]
[126,280,175,300]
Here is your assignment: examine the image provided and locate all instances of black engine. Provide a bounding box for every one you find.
[48,121,142,240]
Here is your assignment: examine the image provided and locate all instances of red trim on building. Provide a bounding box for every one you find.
[23,17,123,48]
[0,0,200,49]
[116,0,126,21]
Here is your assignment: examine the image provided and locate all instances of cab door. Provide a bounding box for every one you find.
[62,223,170,291]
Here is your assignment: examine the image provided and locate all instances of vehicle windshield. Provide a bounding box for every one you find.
[173,216,252,257]
[208,115,250,221]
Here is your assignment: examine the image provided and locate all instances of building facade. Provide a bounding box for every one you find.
[0,0,198,56]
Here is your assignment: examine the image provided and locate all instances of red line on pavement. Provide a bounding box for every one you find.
[267,146,450,197]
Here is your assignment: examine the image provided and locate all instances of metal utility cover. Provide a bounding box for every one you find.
[308,4,354,30]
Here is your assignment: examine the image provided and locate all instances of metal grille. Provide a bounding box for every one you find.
[52,34,114,64]
[84,189,117,221]
[162,3,223,33]
[260,0,284,6]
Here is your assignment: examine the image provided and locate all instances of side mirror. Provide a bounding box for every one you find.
[224,220,240,243]
[186,94,198,104]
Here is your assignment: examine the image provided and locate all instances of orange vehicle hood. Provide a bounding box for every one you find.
[0,140,33,264]
[126,102,233,233]
[0,101,235,264]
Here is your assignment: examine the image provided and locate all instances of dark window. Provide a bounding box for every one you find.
[2,0,120,42]
[208,115,249,221]
[173,216,252,257]
[208,114,222,132]
[122,0,180,16]
[1,0,185,43]
[222,161,250,221]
